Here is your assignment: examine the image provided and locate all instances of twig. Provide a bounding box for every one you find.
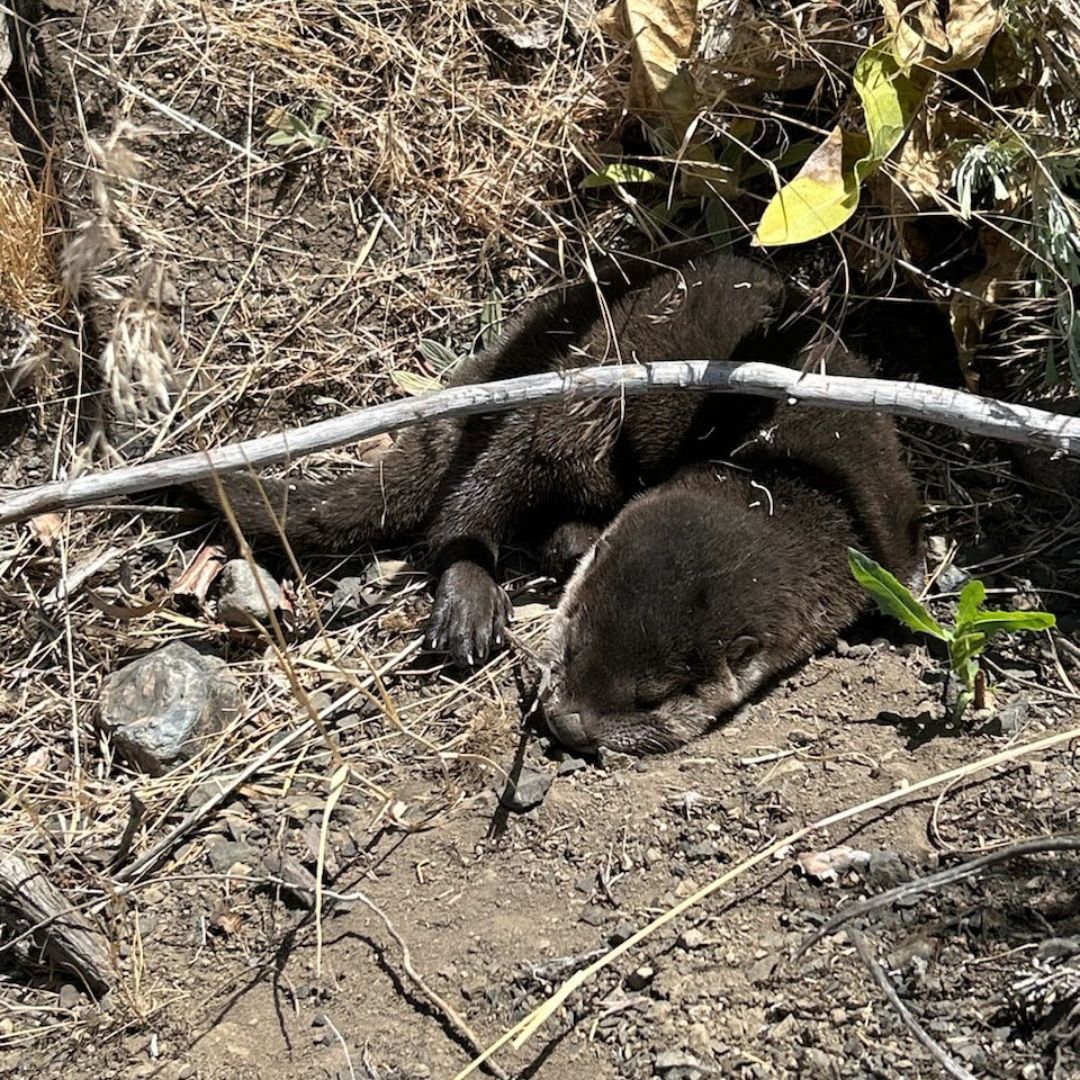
[3,360,1080,526]
[0,852,116,993]
[796,836,1080,960]
[846,929,977,1080]
[305,880,509,1080]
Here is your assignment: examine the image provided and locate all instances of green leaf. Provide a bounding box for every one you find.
[267,130,299,147]
[969,610,1056,635]
[390,369,442,395]
[955,578,986,632]
[753,126,861,248]
[853,39,926,166]
[310,101,332,131]
[848,548,949,640]
[950,631,987,687]
[418,339,460,374]
[480,289,504,351]
[645,197,697,226]
[705,198,731,246]
[581,163,660,189]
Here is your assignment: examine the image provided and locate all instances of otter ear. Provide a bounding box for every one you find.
[726,635,761,668]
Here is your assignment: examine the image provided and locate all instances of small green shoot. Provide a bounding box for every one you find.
[848,548,1055,718]
[392,288,505,396]
[266,101,332,154]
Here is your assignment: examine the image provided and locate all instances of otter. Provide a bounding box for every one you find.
[195,249,795,665]
[539,344,923,755]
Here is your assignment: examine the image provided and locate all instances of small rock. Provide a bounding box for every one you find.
[58,983,81,1010]
[327,576,368,616]
[997,695,1031,735]
[625,964,655,991]
[748,954,779,984]
[609,921,636,945]
[865,849,910,888]
[496,765,553,812]
[216,559,283,625]
[677,928,706,950]
[557,755,588,776]
[935,564,970,593]
[845,643,872,659]
[598,746,635,771]
[654,1049,708,1076]
[580,904,607,927]
[99,643,241,776]
[205,836,258,874]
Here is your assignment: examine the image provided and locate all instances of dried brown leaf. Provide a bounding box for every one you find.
[883,0,1003,72]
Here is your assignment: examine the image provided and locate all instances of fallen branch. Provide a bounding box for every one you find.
[847,929,977,1080]
[3,360,1080,527]
[0,852,116,994]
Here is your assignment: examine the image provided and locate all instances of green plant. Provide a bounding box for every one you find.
[391,289,504,395]
[848,548,1056,718]
[266,101,331,153]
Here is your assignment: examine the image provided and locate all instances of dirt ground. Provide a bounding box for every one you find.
[2,3,1079,1080]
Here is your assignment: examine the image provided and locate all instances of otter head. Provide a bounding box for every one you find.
[539,476,778,756]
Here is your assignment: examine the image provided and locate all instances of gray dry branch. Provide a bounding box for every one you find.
[1,360,1079,526]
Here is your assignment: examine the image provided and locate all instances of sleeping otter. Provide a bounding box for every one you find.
[539,344,923,755]
[194,249,922,726]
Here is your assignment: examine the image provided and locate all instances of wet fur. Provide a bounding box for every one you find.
[540,344,923,756]
[194,249,793,665]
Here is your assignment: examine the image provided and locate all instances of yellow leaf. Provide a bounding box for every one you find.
[753,127,861,248]
[882,0,1003,72]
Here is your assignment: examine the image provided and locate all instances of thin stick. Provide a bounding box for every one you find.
[453,724,1080,1079]
[3,360,1080,526]
[308,881,509,1080]
[847,929,977,1080]
[796,836,1080,959]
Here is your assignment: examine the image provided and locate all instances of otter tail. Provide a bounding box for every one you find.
[192,423,450,552]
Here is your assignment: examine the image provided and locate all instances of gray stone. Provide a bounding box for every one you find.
[58,984,80,1010]
[655,1049,708,1076]
[205,836,258,873]
[327,576,369,615]
[557,755,588,776]
[216,560,283,625]
[496,765,553,812]
[580,904,607,926]
[100,643,240,775]
[598,746,635,771]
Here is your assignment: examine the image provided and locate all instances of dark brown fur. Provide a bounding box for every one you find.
[539,344,924,755]
[195,250,792,664]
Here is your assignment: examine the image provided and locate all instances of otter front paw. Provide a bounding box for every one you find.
[424,561,513,667]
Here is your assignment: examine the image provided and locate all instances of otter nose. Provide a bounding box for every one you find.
[545,710,595,752]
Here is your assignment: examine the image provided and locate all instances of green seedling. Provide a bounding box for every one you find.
[391,290,503,395]
[266,101,331,154]
[848,548,1056,718]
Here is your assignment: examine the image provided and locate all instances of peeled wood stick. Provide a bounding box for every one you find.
[2,360,1079,527]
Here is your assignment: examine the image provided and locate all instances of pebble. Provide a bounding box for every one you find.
[216,559,283,625]
[557,755,588,776]
[496,765,553,812]
[580,904,607,926]
[677,928,706,950]
[58,984,80,1010]
[625,964,655,991]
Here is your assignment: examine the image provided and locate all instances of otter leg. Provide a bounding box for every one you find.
[539,521,602,582]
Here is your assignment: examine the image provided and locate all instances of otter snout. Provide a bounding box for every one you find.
[544,709,598,753]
